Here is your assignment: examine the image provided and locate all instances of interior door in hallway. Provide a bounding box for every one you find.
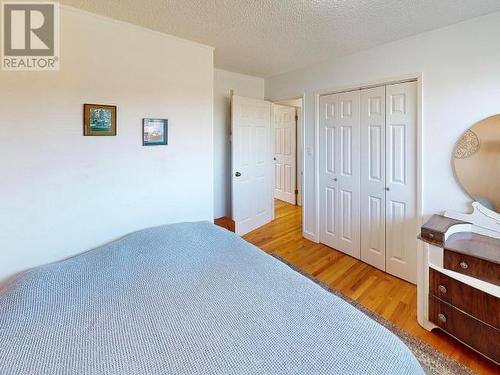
[273,104,297,205]
[231,95,273,236]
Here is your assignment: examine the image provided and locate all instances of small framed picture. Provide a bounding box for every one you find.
[84,104,117,136]
[143,118,168,146]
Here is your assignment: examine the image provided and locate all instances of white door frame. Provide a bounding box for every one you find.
[270,95,306,223]
[313,74,423,279]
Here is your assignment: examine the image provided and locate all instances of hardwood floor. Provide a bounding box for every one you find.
[243,200,499,375]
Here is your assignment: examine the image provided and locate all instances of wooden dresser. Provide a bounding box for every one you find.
[418,209,500,365]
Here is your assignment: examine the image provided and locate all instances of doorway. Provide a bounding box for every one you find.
[272,98,303,210]
[231,95,304,236]
[272,97,303,228]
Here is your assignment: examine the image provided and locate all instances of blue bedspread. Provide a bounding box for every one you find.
[0,222,423,374]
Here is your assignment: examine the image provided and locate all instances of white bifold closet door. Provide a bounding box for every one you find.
[319,90,361,259]
[360,86,387,271]
[321,81,417,283]
[384,82,417,283]
[360,81,417,282]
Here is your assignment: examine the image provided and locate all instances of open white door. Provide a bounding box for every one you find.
[231,95,273,236]
[273,104,297,205]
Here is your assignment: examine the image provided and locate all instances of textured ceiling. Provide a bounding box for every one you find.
[60,0,500,77]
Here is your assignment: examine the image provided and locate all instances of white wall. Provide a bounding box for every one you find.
[0,6,214,282]
[213,69,264,218]
[265,12,500,240]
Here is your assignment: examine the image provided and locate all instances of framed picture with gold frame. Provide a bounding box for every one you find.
[83,104,117,136]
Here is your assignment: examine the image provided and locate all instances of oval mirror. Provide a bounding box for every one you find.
[453,114,500,213]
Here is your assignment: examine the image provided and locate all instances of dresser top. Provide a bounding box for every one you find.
[446,232,500,265]
[421,214,468,235]
[420,214,500,265]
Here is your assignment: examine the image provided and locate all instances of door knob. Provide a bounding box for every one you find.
[333,178,338,182]
[235,172,241,177]
[385,187,390,191]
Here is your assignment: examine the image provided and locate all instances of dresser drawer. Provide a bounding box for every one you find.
[444,250,500,286]
[420,215,467,245]
[429,295,500,364]
[421,227,445,244]
[429,268,499,328]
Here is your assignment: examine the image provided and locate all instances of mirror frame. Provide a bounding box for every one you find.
[453,114,500,215]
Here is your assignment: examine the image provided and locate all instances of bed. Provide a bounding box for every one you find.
[0,222,423,374]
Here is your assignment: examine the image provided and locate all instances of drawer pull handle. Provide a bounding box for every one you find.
[428,233,435,239]
[438,285,447,294]
[459,261,469,270]
[438,313,447,323]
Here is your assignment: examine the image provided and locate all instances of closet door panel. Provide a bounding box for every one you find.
[319,94,340,250]
[337,91,361,259]
[385,81,417,283]
[361,86,386,271]
[319,91,361,259]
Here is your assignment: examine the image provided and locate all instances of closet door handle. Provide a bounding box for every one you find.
[385,187,390,191]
